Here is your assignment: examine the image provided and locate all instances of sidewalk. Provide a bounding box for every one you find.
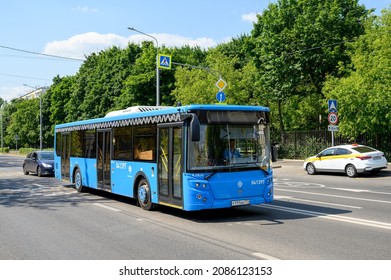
[0,151,24,157]
[273,158,390,175]
[272,159,304,169]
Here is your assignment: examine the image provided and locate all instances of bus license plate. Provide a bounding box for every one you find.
[231,200,250,207]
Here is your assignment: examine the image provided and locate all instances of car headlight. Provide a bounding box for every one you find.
[42,163,52,168]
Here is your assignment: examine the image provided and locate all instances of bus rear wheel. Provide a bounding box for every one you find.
[74,169,84,192]
[137,178,153,210]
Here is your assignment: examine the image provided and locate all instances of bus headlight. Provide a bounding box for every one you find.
[196,194,208,203]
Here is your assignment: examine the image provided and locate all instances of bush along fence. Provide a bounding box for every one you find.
[273,130,391,160]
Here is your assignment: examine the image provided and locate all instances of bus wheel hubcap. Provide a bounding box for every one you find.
[139,185,147,203]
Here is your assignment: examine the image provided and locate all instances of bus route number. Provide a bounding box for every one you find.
[251,180,265,185]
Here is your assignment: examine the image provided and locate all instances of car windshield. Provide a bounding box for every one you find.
[39,152,54,160]
[188,123,271,171]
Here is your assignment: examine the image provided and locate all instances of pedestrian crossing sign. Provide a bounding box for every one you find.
[158,54,172,70]
[328,99,338,113]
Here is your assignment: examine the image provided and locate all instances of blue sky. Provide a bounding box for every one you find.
[0,0,389,101]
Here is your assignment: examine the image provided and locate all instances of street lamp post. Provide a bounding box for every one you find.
[39,96,42,150]
[23,84,43,150]
[128,27,160,106]
[0,103,4,153]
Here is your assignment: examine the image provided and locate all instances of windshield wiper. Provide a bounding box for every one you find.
[204,162,270,180]
[232,162,270,176]
[204,168,225,180]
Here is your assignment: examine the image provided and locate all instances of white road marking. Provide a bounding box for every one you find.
[329,187,391,195]
[274,195,362,209]
[252,252,281,260]
[274,180,325,189]
[93,202,121,212]
[329,188,369,193]
[275,188,391,204]
[260,204,391,230]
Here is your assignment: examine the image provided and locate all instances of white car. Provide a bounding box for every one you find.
[303,144,388,178]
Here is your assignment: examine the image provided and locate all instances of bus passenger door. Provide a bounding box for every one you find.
[97,129,112,191]
[158,124,183,208]
[60,133,71,181]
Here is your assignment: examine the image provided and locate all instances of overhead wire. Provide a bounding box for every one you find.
[0,44,84,83]
[0,45,85,62]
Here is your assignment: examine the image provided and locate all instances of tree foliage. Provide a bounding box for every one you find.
[251,0,369,141]
[5,98,39,148]
[1,2,389,151]
[323,8,391,138]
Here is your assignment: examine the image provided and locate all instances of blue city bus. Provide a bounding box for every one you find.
[54,104,273,211]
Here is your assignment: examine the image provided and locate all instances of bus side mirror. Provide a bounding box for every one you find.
[181,113,200,142]
[190,114,200,142]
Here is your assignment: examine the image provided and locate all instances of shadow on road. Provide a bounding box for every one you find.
[152,200,351,225]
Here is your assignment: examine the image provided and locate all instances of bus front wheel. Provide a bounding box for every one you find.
[137,178,153,210]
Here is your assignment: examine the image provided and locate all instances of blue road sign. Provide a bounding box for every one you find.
[158,54,172,69]
[216,91,226,103]
[328,100,338,112]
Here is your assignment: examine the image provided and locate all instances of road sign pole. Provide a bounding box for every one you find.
[331,131,334,146]
[328,100,338,146]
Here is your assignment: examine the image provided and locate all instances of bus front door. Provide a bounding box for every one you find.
[60,133,70,181]
[97,129,112,191]
[158,125,183,208]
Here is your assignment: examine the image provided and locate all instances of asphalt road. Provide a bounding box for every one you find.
[1,154,390,260]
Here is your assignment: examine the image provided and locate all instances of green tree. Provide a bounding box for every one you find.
[49,75,74,125]
[6,98,40,148]
[114,42,156,108]
[324,7,391,138]
[251,0,369,142]
[78,46,132,118]
[171,46,257,105]
[162,45,207,105]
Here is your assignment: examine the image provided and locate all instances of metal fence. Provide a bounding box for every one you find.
[274,130,391,160]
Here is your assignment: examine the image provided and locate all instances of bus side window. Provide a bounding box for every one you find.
[134,144,141,160]
[133,125,156,161]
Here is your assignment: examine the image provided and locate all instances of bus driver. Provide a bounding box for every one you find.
[223,139,241,162]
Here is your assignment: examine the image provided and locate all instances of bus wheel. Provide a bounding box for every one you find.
[74,169,84,192]
[137,178,153,210]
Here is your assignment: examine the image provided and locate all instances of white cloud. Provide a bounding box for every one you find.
[242,12,259,23]
[74,6,98,13]
[0,85,30,101]
[43,32,127,59]
[137,33,217,49]
[43,32,218,59]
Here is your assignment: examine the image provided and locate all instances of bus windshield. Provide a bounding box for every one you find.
[188,123,271,171]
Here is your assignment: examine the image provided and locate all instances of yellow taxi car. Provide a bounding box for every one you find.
[303,144,388,178]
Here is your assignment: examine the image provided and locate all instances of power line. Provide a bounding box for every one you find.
[0,73,51,81]
[0,45,85,62]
